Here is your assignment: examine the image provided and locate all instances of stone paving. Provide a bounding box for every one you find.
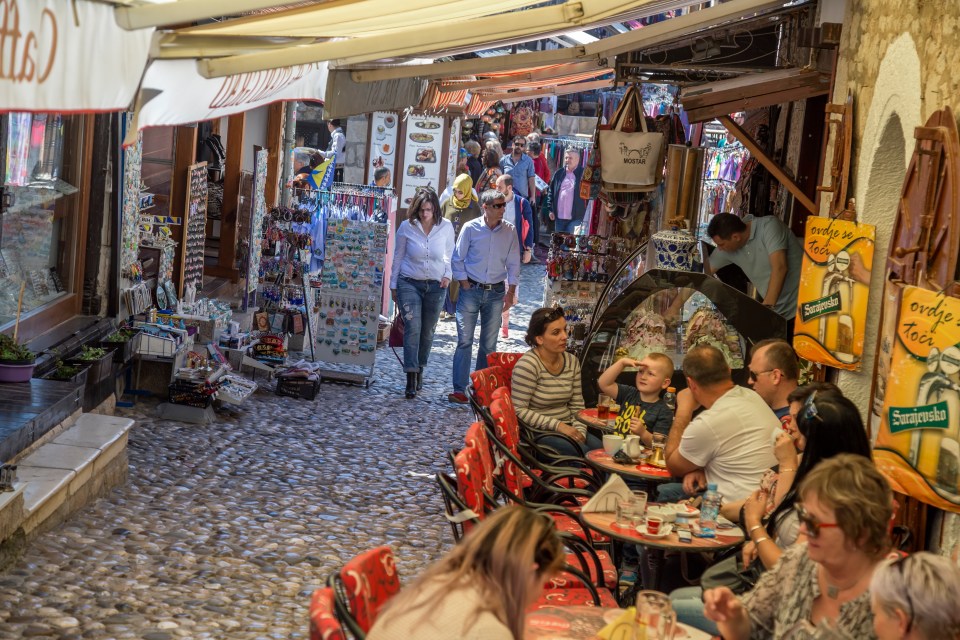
[0,265,548,639]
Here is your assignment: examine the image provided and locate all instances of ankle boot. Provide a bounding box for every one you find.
[416,368,423,391]
[405,372,417,399]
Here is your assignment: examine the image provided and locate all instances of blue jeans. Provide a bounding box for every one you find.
[396,276,445,373]
[656,482,690,503]
[554,217,579,234]
[670,587,719,636]
[539,432,603,458]
[453,284,505,393]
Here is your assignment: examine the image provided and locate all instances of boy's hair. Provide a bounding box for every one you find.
[644,352,675,379]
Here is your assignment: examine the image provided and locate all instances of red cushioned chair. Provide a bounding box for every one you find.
[486,352,524,383]
[309,587,347,640]
[330,546,402,638]
[468,366,509,423]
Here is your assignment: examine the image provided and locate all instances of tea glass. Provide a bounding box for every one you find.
[635,590,676,640]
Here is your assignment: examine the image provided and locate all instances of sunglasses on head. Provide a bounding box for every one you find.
[794,504,839,538]
[891,555,915,632]
[801,391,824,423]
[544,306,565,322]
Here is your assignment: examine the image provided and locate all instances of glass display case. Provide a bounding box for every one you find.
[580,269,787,406]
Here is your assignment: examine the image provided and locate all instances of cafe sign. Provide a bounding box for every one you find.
[3,0,152,112]
[793,216,875,370]
[874,286,960,513]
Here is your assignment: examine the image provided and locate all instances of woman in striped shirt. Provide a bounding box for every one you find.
[510,307,603,457]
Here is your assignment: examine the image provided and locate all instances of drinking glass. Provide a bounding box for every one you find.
[631,490,648,525]
[635,590,676,640]
[597,393,612,421]
[616,496,638,527]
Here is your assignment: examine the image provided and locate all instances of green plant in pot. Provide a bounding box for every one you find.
[76,345,108,361]
[0,333,36,383]
[103,328,137,343]
[48,359,86,382]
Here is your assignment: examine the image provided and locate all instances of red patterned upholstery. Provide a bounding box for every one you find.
[530,586,619,610]
[487,352,524,384]
[551,512,610,545]
[309,587,346,640]
[489,391,525,496]
[454,446,488,533]
[338,546,402,633]
[464,422,495,496]
[547,551,617,589]
[469,366,509,409]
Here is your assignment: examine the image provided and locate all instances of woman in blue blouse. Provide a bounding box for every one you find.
[390,188,455,399]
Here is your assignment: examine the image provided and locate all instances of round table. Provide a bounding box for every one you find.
[576,408,616,432]
[581,511,744,552]
[586,449,674,483]
[526,605,711,640]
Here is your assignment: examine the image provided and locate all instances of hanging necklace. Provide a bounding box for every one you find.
[535,346,563,374]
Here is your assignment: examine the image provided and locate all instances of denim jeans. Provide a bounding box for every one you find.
[670,587,719,636]
[396,276,445,373]
[452,284,505,393]
[554,217,579,234]
[656,482,690,503]
[539,431,603,458]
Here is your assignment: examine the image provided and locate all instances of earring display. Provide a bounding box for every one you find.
[179,162,208,297]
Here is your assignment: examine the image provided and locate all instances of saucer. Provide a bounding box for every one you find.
[669,503,700,518]
[637,522,673,539]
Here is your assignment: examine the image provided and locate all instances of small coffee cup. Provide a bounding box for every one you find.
[602,434,624,455]
[646,516,664,535]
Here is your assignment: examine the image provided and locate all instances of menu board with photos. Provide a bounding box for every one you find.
[179,162,207,297]
[368,112,399,184]
[446,117,461,187]
[400,114,445,207]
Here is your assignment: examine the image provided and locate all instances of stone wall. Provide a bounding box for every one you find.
[830,0,960,555]
[344,114,370,185]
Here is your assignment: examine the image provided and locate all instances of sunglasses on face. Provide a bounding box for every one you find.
[794,504,839,538]
[747,368,775,382]
[488,203,506,209]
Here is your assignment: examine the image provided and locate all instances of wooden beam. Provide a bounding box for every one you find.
[264,103,285,207]
[476,78,614,102]
[717,115,818,214]
[218,113,245,277]
[115,0,300,30]
[351,49,592,83]
[436,61,611,92]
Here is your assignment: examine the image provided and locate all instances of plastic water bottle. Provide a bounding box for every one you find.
[699,483,722,538]
[663,387,677,413]
[675,323,684,355]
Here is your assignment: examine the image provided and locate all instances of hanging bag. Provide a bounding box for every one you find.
[598,86,666,191]
[389,309,405,365]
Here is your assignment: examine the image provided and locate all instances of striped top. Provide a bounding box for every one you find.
[510,350,586,435]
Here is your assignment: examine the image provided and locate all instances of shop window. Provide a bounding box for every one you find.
[0,113,85,328]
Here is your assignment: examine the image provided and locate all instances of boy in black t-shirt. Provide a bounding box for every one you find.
[597,352,674,446]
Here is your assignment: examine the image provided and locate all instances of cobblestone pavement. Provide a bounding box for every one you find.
[0,265,548,639]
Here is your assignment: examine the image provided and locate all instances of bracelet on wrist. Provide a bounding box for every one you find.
[779,468,798,473]
[748,524,763,535]
[753,536,770,546]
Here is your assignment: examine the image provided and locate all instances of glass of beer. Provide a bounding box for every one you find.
[597,394,612,421]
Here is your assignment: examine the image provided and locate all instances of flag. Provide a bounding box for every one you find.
[308,152,337,190]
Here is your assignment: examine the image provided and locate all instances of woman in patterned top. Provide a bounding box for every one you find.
[705,454,894,639]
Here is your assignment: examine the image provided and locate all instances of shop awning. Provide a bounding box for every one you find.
[680,67,831,122]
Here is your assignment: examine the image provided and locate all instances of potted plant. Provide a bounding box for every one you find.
[43,359,89,386]
[68,345,114,384]
[100,327,141,363]
[0,334,36,383]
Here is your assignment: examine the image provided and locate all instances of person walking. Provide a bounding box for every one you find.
[465,140,483,185]
[448,190,520,404]
[390,189,455,399]
[499,136,536,203]
[475,147,503,193]
[543,148,586,234]
[495,174,533,338]
[319,119,346,182]
[440,174,482,319]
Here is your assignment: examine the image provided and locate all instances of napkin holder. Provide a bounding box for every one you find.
[581,474,634,513]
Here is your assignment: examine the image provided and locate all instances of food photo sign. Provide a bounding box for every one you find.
[793,216,875,370]
[874,287,960,513]
[399,114,445,208]
[367,111,398,184]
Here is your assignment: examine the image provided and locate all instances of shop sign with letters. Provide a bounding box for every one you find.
[874,287,960,513]
[793,216,875,370]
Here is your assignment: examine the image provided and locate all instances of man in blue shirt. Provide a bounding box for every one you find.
[500,136,537,202]
[448,190,520,404]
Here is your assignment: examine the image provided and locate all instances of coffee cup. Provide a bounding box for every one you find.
[602,434,624,455]
[646,516,664,535]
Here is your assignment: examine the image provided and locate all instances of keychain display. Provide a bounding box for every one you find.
[318,218,388,296]
[545,232,629,283]
[313,292,379,362]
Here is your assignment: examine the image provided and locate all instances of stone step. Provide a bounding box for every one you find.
[11,413,134,536]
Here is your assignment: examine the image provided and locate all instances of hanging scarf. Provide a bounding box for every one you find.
[451,173,477,209]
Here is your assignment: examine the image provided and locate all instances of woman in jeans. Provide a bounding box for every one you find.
[390,188,454,399]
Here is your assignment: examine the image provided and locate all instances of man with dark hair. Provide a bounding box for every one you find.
[748,338,800,428]
[706,212,803,334]
[320,119,346,182]
[663,344,779,502]
[499,136,536,203]
[372,167,392,188]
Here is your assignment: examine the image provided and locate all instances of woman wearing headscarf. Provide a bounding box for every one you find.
[440,173,482,317]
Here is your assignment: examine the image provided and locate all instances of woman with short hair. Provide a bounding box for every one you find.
[870,552,960,640]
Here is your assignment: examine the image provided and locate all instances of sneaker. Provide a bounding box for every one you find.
[619,568,638,587]
[448,392,469,404]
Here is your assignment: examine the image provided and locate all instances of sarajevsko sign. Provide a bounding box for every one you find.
[2,0,152,112]
[133,59,329,134]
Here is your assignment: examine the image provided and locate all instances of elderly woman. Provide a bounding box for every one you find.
[511,307,602,458]
[367,506,564,639]
[704,454,894,639]
[390,188,454,399]
[870,552,960,640]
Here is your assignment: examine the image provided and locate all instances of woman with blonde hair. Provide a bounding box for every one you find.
[367,506,564,639]
[870,552,960,640]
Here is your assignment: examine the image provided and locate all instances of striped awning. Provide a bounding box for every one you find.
[419,83,470,112]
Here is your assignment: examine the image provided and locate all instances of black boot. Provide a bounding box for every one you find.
[416,368,423,391]
[405,372,417,399]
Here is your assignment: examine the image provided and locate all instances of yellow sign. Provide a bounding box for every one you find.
[874,286,960,513]
[793,216,875,370]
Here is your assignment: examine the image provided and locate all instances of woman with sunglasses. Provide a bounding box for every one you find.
[511,307,603,457]
[367,506,564,639]
[390,187,454,399]
[870,552,960,640]
[705,454,894,639]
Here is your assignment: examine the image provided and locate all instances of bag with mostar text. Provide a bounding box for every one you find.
[598,85,665,191]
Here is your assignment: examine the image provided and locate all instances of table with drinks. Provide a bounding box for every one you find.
[526,604,711,639]
[585,450,675,483]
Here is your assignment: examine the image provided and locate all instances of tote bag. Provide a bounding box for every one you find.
[598,86,665,190]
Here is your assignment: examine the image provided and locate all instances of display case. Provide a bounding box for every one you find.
[580,269,787,406]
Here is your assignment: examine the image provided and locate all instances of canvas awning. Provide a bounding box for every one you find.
[680,67,831,122]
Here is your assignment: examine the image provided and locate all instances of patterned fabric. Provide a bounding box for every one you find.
[489,390,525,496]
[338,546,402,633]
[464,422,495,496]
[310,587,346,640]
[469,365,509,409]
[551,511,610,545]
[530,586,619,610]
[454,446,487,534]
[486,352,523,381]
[546,551,617,589]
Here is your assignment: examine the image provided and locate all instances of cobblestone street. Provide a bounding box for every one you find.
[0,267,547,639]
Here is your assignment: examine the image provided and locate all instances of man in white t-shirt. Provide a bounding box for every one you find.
[664,344,779,502]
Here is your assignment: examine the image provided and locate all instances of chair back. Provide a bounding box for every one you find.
[435,472,479,542]
[310,587,347,640]
[335,546,401,634]
[489,389,525,496]
[469,365,509,409]
[453,446,488,533]
[486,352,523,384]
[464,421,495,496]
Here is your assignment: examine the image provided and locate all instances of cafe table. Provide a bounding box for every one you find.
[576,408,616,432]
[585,449,675,484]
[526,605,711,640]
